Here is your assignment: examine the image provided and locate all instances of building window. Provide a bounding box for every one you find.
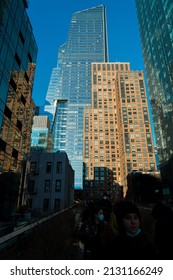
[43,199,49,212]
[150,163,155,171]
[55,180,61,192]
[54,199,60,212]
[44,180,50,192]
[56,162,62,174]
[30,162,37,173]
[27,180,35,193]
[46,162,52,173]
[27,199,33,209]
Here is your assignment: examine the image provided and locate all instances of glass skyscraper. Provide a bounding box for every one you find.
[45,5,108,189]
[0,0,37,131]
[135,0,173,165]
[0,0,37,172]
[0,0,37,219]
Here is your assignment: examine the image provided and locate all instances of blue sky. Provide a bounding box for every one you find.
[27,0,144,106]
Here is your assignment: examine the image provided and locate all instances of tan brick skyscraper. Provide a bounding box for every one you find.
[83,62,156,200]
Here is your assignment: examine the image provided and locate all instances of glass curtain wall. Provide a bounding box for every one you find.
[44,5,108,189]
[135,0,173,164]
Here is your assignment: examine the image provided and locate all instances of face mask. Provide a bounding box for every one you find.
[98,213,104,221]
[127,228,141,237]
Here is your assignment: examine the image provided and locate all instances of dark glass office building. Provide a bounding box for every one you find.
[0,0,37,219]
[0,0,37,169]
[45,6,108,189]
[135,0,173,194]
[0,0,37,132]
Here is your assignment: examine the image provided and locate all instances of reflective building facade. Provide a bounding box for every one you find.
[0,0,38,172]
[45,6,108,189]
[0,0,37,219]
[31,116,53,153]
[0,64,36,172]
[135,0,173,164]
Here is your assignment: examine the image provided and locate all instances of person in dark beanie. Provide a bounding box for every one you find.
[110,200,157,260]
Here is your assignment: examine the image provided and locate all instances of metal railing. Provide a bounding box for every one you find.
[0,203,81,259]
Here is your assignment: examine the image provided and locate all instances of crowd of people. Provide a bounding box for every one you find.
[78,193,173,260]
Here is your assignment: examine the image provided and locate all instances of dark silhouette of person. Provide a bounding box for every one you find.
[110,200,157,260]
[100,192,112,222]
[79,201,95,259]
[89,204,114,260]
[152,202,173,259]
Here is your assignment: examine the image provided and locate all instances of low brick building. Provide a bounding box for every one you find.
[19,152,74,216]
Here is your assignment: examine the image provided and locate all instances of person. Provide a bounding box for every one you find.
[100,193,119,238]
[100,192,112,220]
[107,205,119,238]
[89,205,115,259]
[152,202,173,259]
[78,201,95,259]
[110,200,157,260]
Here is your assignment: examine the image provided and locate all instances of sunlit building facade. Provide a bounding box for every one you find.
[44,5,108,189]
[83,63,156,198]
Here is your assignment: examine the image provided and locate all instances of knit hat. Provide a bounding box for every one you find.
[115,200,141,222]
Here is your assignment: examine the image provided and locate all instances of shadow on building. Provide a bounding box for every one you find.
[83,164,123,203]
[126,171,162,205]
[160,155,173,203]
[0,172,20,223]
